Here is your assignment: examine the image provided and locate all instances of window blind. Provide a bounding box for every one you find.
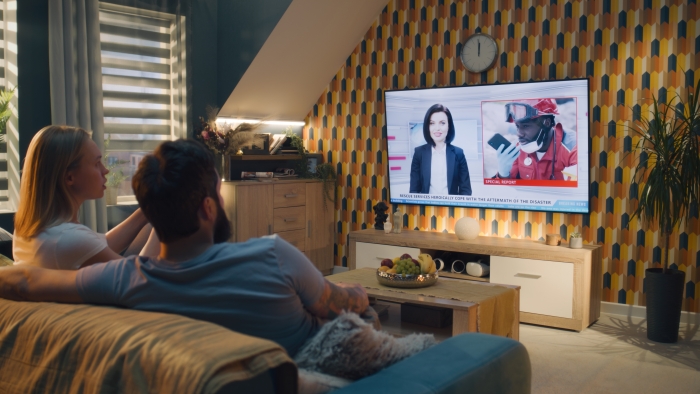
[0,0,19,209]
[98,3,187,198]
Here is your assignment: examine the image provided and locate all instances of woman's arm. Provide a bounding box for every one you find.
[105,208,149,254]
[139,228,161,257]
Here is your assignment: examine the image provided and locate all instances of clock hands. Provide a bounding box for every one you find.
[478,41,480,56]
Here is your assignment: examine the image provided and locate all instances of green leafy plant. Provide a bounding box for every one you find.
[285,129,337,206]
[627,78,700,272]
[0,88,16,141]
[103,137,129,188]
[570,232,581,238]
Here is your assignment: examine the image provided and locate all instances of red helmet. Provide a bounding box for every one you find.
[505,98,559,123]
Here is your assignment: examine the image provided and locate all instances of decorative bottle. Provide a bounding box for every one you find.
[392,210,402,234]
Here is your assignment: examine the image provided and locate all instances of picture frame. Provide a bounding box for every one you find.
[307,157,318,174]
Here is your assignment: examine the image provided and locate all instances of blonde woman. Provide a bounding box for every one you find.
[13,125,158,269]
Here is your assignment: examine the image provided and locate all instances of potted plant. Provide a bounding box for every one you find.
[568,232,582,249]
[628,78,700,343]
[102,138,129,206]
[196,106,264,180]
[0,88,15,141]
[286,130,337,207]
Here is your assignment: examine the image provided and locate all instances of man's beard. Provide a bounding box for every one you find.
[213,199,232,243]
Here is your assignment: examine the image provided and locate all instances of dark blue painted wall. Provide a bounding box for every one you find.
[215,0,293,107]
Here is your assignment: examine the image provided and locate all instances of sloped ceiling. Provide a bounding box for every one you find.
[218,0,389,121]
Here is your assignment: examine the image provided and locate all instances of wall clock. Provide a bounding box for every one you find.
[460,33,498,73]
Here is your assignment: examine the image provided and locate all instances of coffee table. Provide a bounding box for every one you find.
[327,268,520,340]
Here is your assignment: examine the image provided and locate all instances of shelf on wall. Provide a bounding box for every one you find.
[230,154,303,161]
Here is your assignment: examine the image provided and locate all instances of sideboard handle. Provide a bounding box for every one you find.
[284,218,297,222]
[268,225,272,235]
[515,273,541,279]
[284,193,298,198]
[375,257,392,260]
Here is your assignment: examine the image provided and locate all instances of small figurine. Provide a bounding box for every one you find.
[373,202,389,230]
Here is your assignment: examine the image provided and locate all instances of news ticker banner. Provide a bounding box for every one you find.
[394,193,589,213]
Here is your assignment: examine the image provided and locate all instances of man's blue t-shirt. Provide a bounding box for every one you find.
[76,235,327,356]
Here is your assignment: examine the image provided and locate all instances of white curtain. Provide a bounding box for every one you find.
[48,0,108,233]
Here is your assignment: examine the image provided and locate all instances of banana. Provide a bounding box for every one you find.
[417,253,433,274]
[427,260,437,274]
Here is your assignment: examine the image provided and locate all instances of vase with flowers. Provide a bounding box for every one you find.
[195,106,263,180]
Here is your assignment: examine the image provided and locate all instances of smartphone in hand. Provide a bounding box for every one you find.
[487,133,512,151]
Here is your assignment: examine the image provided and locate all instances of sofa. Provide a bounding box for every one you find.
[0,258,531,393]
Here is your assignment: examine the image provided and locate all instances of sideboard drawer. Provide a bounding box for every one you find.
[274,183,306,208]
[273,206,306,232]
[355,242,420,270]
[491,256,574,319]
[276,229,305,252]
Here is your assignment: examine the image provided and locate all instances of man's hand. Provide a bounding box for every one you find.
[496,143,520,177]
[306,280,369,320]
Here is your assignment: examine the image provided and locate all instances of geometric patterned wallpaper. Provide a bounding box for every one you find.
[303,0,699,312]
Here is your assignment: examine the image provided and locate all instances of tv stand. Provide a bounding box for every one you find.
[348,229,602,331]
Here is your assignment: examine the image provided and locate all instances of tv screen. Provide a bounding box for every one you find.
[385,79,590,213]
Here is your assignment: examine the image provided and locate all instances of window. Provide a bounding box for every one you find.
[0,0,19,211]
[99,3,187,203]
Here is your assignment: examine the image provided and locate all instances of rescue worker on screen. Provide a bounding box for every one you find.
[495,98,577,181]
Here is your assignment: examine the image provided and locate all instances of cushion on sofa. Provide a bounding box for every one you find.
[0,299,297,394]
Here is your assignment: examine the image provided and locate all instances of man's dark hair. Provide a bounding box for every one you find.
[422,104,456,146]
[132,139,218,242]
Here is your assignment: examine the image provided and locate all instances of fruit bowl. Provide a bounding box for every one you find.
[376,269,439,288]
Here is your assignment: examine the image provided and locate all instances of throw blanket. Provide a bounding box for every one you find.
[0,299,294,394]
[295,313,436,380]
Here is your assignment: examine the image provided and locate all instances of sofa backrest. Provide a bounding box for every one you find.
[0,298,297,393]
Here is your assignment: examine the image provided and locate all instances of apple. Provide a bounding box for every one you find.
[400,253,413,260]
[411,259,421,268]
[380,259,394,268]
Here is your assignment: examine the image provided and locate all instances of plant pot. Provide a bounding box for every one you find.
[645,268,685,343]
[104,187,118,206]
[569,237,583,249]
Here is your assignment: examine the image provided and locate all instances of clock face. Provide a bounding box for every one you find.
[460,34,498,73]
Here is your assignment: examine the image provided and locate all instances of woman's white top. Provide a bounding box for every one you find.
[13,222,108,270]
[429,144,448,195]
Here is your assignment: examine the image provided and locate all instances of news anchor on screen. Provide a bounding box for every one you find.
[409,104,472,195]
[495,98,577,180]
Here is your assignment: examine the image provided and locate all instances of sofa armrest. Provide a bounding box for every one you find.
[334,333,531,394]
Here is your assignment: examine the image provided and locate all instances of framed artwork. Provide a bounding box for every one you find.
[307,157,318,174]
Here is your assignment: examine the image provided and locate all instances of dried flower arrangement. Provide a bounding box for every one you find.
[195,106,263,156]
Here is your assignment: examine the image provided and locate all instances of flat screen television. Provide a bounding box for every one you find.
[384,79,590,213]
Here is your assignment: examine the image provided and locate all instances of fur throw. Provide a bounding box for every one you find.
[294,312,437,380]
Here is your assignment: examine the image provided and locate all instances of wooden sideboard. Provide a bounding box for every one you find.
[221,179,334,275]
[349,229,602,331]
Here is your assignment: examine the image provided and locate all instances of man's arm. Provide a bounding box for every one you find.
[305,279,369,319]
[0,266,82,303]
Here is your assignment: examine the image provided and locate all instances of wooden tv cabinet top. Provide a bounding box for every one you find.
[348,229,599,270]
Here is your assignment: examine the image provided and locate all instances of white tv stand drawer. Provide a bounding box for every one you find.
[491,256,574,319]
[348,229,602,331]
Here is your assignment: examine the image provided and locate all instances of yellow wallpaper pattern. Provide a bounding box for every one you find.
[303,0,699,311]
